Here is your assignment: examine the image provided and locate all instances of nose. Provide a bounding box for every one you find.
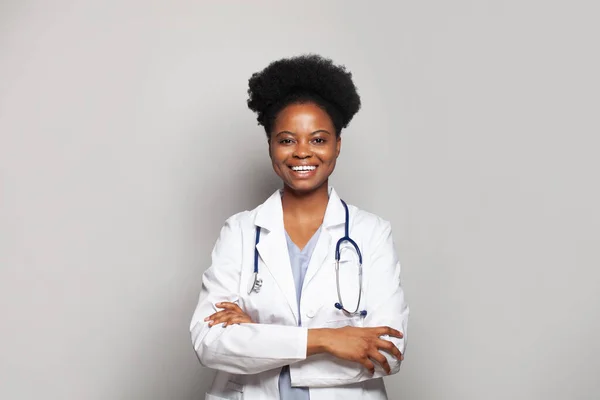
[293,141,312,159]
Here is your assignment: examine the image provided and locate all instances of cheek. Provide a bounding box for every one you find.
[317,147,338,164]
[270,148,288,168]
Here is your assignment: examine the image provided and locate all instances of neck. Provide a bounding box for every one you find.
[281,182,329,219]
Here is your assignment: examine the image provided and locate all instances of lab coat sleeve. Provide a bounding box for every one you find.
[289,220,409,387]
[190,215,308,375]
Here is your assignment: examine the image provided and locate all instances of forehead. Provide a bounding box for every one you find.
[273,102,334,132]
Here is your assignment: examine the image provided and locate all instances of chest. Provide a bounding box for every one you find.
[283,217,322,250]
[237,227,368,328]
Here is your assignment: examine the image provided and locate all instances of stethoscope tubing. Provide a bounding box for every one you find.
[249,199,367,317]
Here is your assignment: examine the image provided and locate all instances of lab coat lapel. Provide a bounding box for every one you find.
[302,188,346,289]
[254,190,299,325]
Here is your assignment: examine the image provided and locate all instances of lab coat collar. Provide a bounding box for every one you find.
[254,186,346,232]
[254,186,346,324]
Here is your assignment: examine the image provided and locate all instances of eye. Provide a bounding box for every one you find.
[313,138,326,144]
[279,138,294,145]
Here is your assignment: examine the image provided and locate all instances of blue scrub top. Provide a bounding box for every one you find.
[278,227,322,400]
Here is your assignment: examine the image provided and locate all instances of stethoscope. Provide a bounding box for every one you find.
[248,199,367,318]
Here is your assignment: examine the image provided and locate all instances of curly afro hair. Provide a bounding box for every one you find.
[247,54,361,137]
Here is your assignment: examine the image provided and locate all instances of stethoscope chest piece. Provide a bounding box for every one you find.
[248,272,262,294]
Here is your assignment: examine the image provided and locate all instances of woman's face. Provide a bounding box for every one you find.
[269,102,341,194]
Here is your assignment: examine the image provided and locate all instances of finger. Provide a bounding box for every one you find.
[376,338,403,360]
[208,311,237,326]
[204,311,224,322]
[206,305,246,322]
[204,310,230,322]
[369,350,391,374]
[377,326,403,339]
[215,302,242,311]
[221,314,245,327]
[218,311,252,327]
[223,315,251,327]
[359,358,375,375]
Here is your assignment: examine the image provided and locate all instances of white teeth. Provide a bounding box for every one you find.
[291,166,316,171]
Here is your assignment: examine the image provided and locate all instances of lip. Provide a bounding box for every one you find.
[288,164,318,179]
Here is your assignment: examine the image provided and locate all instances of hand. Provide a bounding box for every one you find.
[204,302,254,327]
[310,326,404,375]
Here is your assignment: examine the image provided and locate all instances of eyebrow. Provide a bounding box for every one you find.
[275,129,332,137]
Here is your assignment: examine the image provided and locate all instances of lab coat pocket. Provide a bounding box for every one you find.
[324,315,364,328]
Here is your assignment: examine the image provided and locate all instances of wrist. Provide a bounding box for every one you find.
[307,328,331,356]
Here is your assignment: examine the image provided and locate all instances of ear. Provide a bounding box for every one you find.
[335,135,341,158]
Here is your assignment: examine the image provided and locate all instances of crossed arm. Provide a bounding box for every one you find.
[190,217,409,385]
[206,302,404,375]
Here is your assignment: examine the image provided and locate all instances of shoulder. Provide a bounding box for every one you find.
[221,189,280,231]
[221,200,265,230]
[344,203,399,263]
[221,210,253,230]
[346,203,393,241]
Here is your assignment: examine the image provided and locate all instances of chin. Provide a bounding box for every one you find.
[285,180,327,194]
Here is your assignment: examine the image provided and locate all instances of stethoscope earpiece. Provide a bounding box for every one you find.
[335,303,367,317]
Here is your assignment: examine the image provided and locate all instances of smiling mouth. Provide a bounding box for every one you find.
[289,165,317,172]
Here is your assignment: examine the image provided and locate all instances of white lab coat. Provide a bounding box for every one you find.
[190,187,409,400]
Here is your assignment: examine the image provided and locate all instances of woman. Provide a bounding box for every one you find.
[190,54,409,400]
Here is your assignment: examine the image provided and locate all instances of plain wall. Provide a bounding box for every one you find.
[1,1,599,399]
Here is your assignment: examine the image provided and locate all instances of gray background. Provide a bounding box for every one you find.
[1,1,599,399]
